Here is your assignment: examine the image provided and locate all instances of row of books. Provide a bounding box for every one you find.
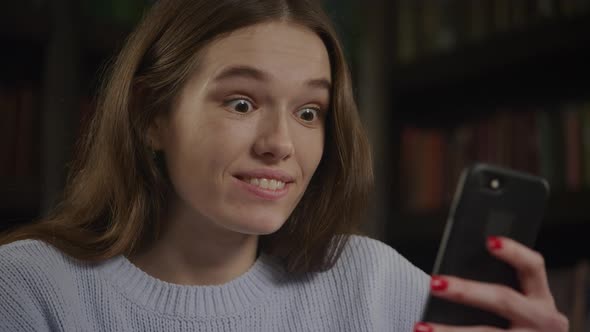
[0,84,95,180]
[400,101,590,212]
[396,0,590,63]
[81,0,155,25]
[0,84,39,179]
[6,0,154,26]
[548,260,590,332]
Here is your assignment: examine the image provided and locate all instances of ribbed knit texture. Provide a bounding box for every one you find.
[0,235,429,331]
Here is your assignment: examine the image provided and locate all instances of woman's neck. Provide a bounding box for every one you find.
[130,210,259,286]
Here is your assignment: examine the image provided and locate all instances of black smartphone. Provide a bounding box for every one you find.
[421,163,550,327]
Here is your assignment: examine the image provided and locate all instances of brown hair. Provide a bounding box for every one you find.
[1,0,373,273]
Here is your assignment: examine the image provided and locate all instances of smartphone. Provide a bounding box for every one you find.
[421,163,550,327]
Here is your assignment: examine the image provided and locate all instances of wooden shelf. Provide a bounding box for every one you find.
[387,191,590,272]
[0,3,50,46]
[390,190,590,235]
[390,220,590,273]
[390,14,590,115]
[383,12,590,271]
[392,13,590,91]
[0,177,40,222]
[0,5,135,62]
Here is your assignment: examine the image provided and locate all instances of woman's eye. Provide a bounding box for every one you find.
[225,98,254,113]
[296,108,319,123]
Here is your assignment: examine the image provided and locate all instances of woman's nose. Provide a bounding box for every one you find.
[252,111,294,162]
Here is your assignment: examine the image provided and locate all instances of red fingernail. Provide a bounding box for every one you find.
[414,322,433,332]
[487,236,503,250]
[430,276,448,292]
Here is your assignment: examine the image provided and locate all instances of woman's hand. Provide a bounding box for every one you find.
[414,236,569,332]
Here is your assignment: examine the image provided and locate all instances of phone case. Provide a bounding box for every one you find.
[421,163,550,327]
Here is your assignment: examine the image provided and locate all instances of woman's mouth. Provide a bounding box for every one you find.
[238,176,286,191]
[233,175,291,200]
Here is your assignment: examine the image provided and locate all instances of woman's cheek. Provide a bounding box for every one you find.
[295,126,324,174]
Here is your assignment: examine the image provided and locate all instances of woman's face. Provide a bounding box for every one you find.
[154,21,331,235]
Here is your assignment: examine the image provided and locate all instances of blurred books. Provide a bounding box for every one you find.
[548,260,590,332]
[400,101,590,212]
[395,0,590,64]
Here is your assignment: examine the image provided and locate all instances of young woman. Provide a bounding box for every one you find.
[0,1,568,331]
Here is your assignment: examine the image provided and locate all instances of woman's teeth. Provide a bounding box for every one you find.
[247,178,286,190]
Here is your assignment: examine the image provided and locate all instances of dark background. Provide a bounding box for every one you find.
[1,0,589,327]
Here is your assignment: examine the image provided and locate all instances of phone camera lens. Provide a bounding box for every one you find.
[489,178,501,190]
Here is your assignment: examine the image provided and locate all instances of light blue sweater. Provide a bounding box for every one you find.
[0,235,429,331]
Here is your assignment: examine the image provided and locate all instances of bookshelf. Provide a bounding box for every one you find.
[0,177,40,231]
[392,12,590,98]
[375,3,590,326]
[1,0,589,328]
[1,0,587,261]
[379,0,590,267]
[0,1,152,230]
[389,191,590,270]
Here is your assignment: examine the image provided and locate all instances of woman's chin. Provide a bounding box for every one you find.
[225,215,287,236]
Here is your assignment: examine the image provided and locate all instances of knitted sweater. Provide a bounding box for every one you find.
[0,235,429,331]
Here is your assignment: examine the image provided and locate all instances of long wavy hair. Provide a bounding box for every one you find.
[1,0,373,273]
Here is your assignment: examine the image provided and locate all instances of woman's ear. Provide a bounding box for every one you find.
[132,82,167,151]
[147,115,167,151]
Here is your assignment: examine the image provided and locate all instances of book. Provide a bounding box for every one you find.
[401,126,420,211]
[510,0,531,29]
[419,1,442,54]
[560,0,578,16]
[493,0,512,32]
[571,261,589,332]
[476,117,492,164]
[435,0,459,52]
[397,0,418,63]
[14,85,36,178]
[535,0,557,18]
[537,111,553,182]
[548,266,576,324]
[548,261,590,332]
[581,103,590,187]
[523,110,541,175]
[550,107,566,190]
[563,104,582,191]
[422,129,446,211]
[469,0,491,42]
[0,87,19,177]
[447,124,474,203]
[495,110,513,168]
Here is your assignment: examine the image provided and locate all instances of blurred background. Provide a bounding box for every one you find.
[1,0,589,329]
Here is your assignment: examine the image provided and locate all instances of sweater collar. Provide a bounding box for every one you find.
[98,253,286,318]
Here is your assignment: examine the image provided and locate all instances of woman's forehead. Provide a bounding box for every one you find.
[198,21,332,86]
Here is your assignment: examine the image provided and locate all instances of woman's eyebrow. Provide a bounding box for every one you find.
[213,65,268,83]
[307,77,331,93]
[212,65,331,92]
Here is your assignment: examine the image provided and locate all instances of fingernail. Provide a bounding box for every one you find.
[414,322,433,332]
[430,276,448,292]
[487,236,503,250]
